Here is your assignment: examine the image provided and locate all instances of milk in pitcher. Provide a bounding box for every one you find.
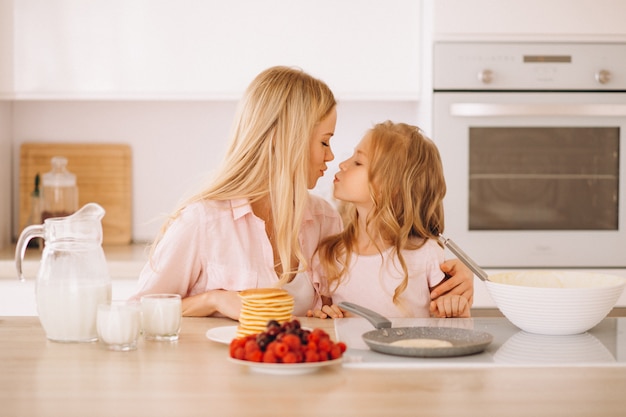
[37,280,111,342]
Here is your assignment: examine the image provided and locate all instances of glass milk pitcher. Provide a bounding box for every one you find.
[15,203,112,342]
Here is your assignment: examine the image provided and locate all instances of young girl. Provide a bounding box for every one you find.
[310,121,470,318]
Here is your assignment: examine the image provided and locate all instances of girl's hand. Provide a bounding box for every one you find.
[429,294,471,318]
[306,304,344,319]
[430,259,475,306]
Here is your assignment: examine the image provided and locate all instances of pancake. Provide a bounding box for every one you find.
[389,338,454,348]
[236,288,295,338]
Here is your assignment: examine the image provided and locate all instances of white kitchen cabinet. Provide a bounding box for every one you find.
[432,0,626,41]
[12,0,422,100]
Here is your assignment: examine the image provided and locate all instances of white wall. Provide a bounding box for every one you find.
[10,100,421,243]
[0,0,13,97]
[0,0,14,250]
[0,101,11,250]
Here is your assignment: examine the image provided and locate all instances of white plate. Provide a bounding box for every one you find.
[228,357,342,375]
[206,325,313,345]
[206,326,238,345]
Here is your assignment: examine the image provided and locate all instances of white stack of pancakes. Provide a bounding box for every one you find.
[236,288,295,338]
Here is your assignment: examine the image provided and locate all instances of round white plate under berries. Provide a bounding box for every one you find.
[228,357,342,375]
[206,325,314,345]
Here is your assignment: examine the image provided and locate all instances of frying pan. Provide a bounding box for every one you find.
[338,302,493,358]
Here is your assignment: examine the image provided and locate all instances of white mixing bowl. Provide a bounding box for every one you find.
[484,270,626,335]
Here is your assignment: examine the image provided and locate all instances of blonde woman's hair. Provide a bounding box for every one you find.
[317,121,446,303]
[151,66,336,284]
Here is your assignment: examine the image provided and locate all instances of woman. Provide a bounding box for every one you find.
[131,66,473,319]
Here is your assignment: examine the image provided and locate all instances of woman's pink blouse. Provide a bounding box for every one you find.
[131,195,342,312]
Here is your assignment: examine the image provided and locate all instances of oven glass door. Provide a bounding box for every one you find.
[470,126,618,231]
[433,92,626,268]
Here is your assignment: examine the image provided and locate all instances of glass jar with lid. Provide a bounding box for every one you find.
[41,156,79,221]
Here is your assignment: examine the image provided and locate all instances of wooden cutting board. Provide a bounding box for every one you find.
[19,143,132,245]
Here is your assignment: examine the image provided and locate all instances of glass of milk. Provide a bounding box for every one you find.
[140,294,182,341]
[96,301,141,351]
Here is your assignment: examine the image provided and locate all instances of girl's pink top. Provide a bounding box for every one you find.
[131,195,342,315]
[312,238,445,318]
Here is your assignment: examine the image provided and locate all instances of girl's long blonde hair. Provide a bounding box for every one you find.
[151,66,336,284]
[317,121,446,303]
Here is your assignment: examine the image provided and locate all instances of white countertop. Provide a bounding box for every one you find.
[336,317,626,368]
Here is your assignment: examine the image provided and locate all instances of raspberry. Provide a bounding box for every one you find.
[281,333,301,351]
[263,350,278,363]
[245,339,260,354]
[233,346,246,360]
[271,341,289,358]
[304,350,320,363]
[229,338,246,357]
[245,350,263,362]
[308,328,326,343]
[329,344,342,360]
[318,338,332,353]
[228,320,346,363]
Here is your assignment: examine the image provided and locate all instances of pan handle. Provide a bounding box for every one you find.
[338,302,392,329]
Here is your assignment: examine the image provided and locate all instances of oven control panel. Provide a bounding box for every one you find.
[433,42,626,91]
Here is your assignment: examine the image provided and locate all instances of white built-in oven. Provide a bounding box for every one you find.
[432,42,626,268]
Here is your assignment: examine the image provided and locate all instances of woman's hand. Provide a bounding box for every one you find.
[430,294,471,318]
[181,289,242,320]
[430,259,475,306]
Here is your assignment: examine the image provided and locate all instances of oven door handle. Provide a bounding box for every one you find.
[450,103,626,117]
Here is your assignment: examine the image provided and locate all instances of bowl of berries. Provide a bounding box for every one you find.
[228,319,347,375]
